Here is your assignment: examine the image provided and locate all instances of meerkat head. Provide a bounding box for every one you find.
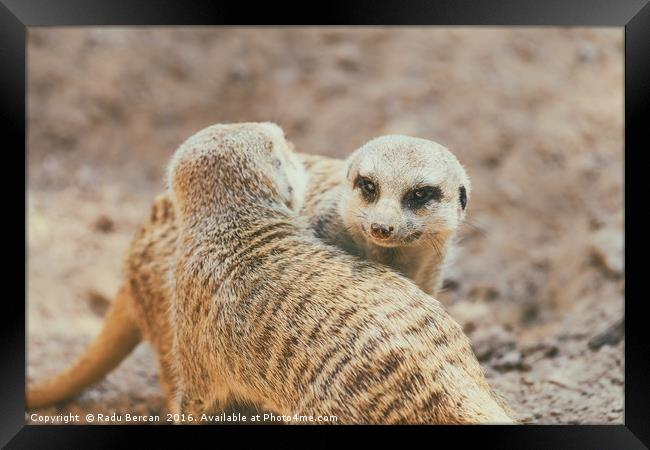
[167,122,307,218]
[339,135,471,249]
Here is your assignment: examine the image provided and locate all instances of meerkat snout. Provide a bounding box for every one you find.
[370,222,394,239]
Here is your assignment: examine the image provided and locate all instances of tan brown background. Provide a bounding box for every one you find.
[27,27,623,424]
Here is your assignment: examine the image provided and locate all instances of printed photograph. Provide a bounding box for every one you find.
[26,27,623,425]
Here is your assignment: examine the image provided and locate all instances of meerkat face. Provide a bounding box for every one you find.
[339,135,471,249]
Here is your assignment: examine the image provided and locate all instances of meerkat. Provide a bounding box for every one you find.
[26,130,472,413]
[301,135,470,295]
[168,122,511,424]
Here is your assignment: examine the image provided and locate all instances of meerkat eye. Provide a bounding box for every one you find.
[459,185,467,210]
[406,186,442,209]
[355,176,378,201]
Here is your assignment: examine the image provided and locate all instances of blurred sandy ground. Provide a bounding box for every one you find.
[27,27,623,424]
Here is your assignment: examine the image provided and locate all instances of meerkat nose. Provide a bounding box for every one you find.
[370,223,394,239]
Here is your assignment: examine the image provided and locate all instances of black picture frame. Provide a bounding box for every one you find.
[3,1,648,448]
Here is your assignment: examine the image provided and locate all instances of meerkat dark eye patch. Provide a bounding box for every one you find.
[404,186,443,209]
[354,175,378,202]
[459,185,467,210]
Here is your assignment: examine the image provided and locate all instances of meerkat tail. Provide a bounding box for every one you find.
[27,284,141,410]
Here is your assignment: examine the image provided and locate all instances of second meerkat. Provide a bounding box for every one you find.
[169,122,509,424]
[302,135,470,295]
[26,130,470,411]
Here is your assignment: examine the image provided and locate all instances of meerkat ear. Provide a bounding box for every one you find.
[345,157,359,181]
[459,185,468,210]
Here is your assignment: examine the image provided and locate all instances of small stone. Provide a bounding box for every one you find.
[462,321,476,334]
[518,413,535,423]
[492,350,528,373]
[470,325,515,362]
[608,411,621,420]
[441,278,460,291]
[546,375,585,394]
[520,303,540,324]
[468,284,500,302]
[588,319,624,351]
[86,290,111,317]
[522,341,559,359]
[544,346,559,358]
[92,214,115,233]
[334,44,361,71]
[449,302,490,333]
[609,375,624,386]
[590,228,623,277]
